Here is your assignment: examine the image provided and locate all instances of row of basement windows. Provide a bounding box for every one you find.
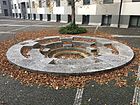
[129,16,140,27]
[82,15,140,27]
[12,13,140,28]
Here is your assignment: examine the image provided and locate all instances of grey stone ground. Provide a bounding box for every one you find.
[0,17,140,105]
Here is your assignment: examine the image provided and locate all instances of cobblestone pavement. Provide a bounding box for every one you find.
[0,17,140,105]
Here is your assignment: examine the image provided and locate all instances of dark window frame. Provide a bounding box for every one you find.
[19,13,21,18]
[11,4,13,9]
[46,0,50,7]
[68,14,72,23]
[14,4,17,9]
[33,14,36,20]
[39,0,42,8]
[3,1,7,5]
[18,3,20,9]
[32,1,35,8]
[67,0,72,6]
[132,0,140,2]
[56,14,61,22]
[4,9,8,16]
[56,0,60,7]
[103,0,113,4]
[28,14,31,19]
[82,15,90,24]
[27,2,30,8]
[16,13,18,18]
[47,14,51,21]
[13,13,15,17]
[101,15,112,26]
[39,14,43,20]
[129,16,140,27]
[83,0,90,5]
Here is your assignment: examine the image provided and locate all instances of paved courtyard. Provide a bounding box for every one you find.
[0,17,140,105]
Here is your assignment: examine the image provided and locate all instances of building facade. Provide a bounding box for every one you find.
[0,0,12,16]
[11,0,140,28]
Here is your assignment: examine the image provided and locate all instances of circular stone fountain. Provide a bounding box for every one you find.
[6,36,134,74]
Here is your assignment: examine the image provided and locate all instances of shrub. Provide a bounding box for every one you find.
[59,23,87,34]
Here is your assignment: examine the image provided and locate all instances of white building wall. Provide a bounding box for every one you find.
[122,2,140,15]
[11,0,140,15]
[96,3,120,15]
[77,5,97,15]
[53,7,64,14]
[11,0,140,28]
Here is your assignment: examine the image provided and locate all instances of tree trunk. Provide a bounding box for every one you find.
[71,0,75,25]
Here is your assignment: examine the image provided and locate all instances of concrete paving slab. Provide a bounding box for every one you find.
[0,26,23,32]
[81,81,135,105]
[0,74,76,105]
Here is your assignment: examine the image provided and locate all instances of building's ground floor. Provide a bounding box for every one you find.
[0,9,10,16]
[12,13,140,28]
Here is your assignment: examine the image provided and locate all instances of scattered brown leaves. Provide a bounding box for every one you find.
[105,44,119,55]
[0,29,139,89]
[21,46,32,58]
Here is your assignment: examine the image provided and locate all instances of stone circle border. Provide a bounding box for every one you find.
[6,36,134,74]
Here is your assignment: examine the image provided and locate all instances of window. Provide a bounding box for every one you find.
[3,1,7,5]
[56,14,61,22]
[132,0,140,2]
[12,13,15,17]
[47,14,51,21]
[67,0,72,6]
[103,0,113,4]
[46,0,50,7]
[11,4,13,9]
[68,15,72,23]
[56,0,60,7]
[39,0,42,8]
[4,9,8,16]
[16,13,18,18]
[101,15,112,26]
[28,14,30,19]
[14,4,17,9]
[82,15,90,24]
[83,0,90,5]
[19,13,21,18]
[27,2,30,8]
[129,16,140,27]
[18,3,20,9]
[33,14,36,20]
[40,14,43,20]
[32,1,35,8]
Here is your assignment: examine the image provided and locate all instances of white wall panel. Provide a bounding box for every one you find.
[77,5,96,15]
[17,9,21,13]
[37,8,45,14]
[96,3,120,15]
[12,9,15,13]
[122,2,140,15]
[19,0,29,3]
[53,7,64,14]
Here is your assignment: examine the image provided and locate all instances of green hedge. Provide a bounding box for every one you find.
[59,23,87,34]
